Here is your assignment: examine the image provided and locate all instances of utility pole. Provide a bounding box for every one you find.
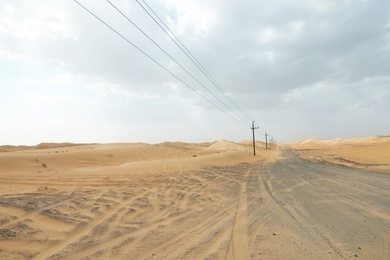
[265,132,269,149]
[250,121,259,156]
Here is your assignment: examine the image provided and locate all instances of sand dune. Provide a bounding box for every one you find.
[0,137,388,259]
[286,135,390,172]
[204,140,246,151]
[0,140,275,259]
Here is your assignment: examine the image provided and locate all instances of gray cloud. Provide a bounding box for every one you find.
[0,0,389,144]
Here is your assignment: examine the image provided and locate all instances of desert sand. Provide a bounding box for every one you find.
[0,137,389,259]
[0,140,271,259]
[285,136,390,173]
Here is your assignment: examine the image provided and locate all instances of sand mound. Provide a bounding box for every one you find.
[160,141,211,150]
[288,136,390,149]
[286,136,390,172]
[32,142,86,150]
[0,138,276,260]
[296,138,317,144]
[204,140,246,151]
[240,140,263,146]
[0,145,29,153]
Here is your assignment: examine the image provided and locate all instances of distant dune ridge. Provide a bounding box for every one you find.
[1,136,387,173]
[203,139,247,151]
[0,139,271,184]
[286,135,390,172]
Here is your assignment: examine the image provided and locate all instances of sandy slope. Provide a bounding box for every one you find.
[1,137,388,259]
[0,140,272,259]
[285,136,390,172]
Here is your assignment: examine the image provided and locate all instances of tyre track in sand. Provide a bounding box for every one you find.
[256,165,340,259]
[226,168,252,260]
[2,148,389,259]
[250,148,390,259]
[24,163,250,259]
[30,188,154,260]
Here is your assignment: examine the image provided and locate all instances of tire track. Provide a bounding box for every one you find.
[257,149,390,259]
[256,163,345,259]
[226,168,252,260]
[30,188,154,260]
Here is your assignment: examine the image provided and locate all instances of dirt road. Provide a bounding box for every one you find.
[248,149,390,259]
[0,148,389,259]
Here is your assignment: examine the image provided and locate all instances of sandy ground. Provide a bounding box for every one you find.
[256,149,390,259]
[0,137,389,259]
[0,140,271,259]
[285,136,390,173]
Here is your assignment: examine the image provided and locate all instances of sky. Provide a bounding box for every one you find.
[1,0,389,145]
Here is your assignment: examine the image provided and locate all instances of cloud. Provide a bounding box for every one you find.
[163,0,217,39]
[0,0,389,144]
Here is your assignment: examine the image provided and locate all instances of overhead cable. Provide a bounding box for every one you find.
[137,0,254,122]
[106,0,248,124]
[73,0,247,126]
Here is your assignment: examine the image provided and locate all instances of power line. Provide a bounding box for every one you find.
[106,0,248,124]
[250,121,259,156]
[73,0,247,126]
[137,0,252,121]
[137,2,272,143]
[136,0,254,122]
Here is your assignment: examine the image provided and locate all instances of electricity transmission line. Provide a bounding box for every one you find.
[106,0,248,124]
[250,121,259,156]
[73,0,247,126]
[136,0,254,122]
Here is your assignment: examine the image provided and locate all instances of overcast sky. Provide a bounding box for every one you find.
[1,0,389,145]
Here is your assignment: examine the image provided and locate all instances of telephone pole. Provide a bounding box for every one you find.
[265,132,269,149]
[250,121,259,156]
